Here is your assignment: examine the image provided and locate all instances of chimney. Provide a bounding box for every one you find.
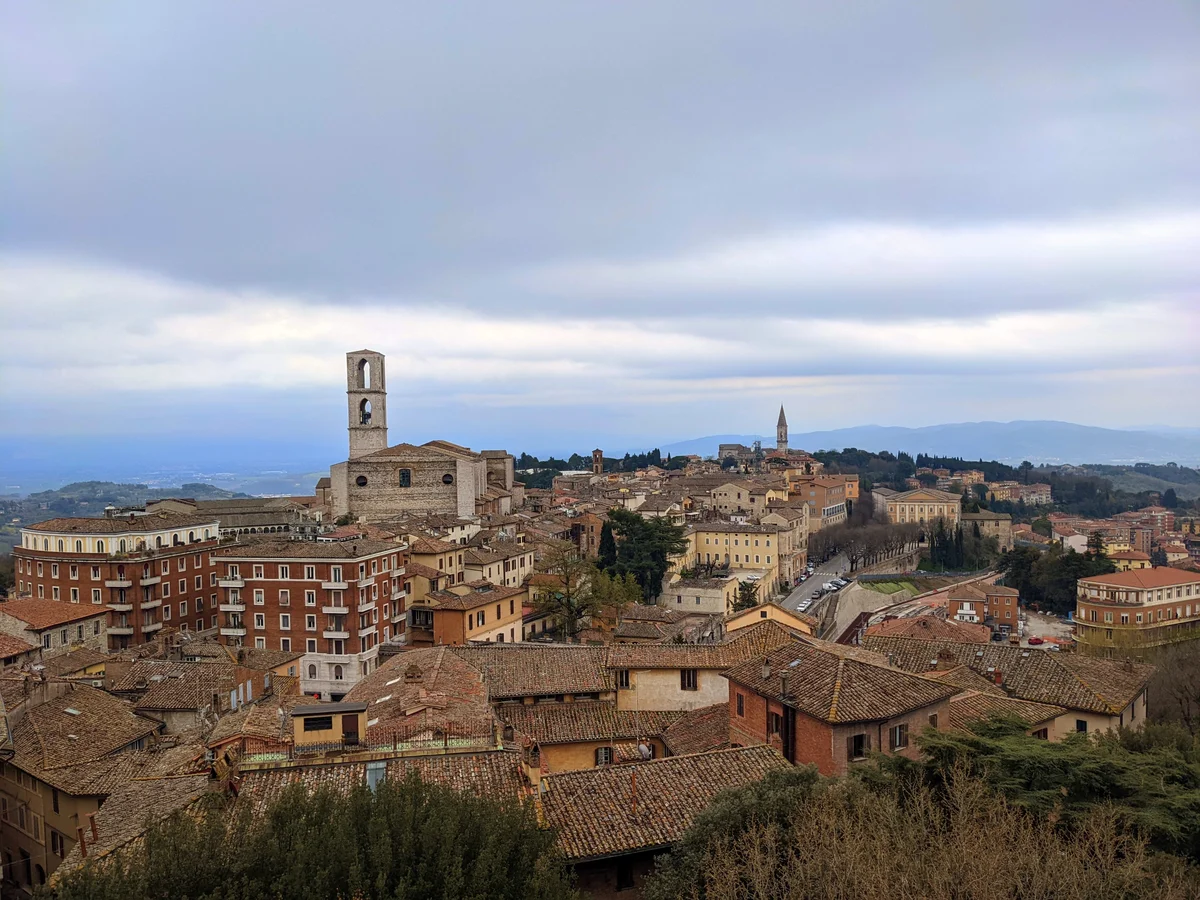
[77,827,88,858]
[761,661,771,681]
[779,672,789,699]
[88,811,99,842]
[993,669,1004,686]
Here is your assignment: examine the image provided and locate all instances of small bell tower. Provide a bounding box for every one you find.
[776,405,788,453]
[347,350,388,459]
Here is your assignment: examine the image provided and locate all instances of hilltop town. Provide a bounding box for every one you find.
[0,348,1196,898]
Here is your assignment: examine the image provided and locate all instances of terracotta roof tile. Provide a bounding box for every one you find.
[866,615,991,643]
[499,701,681,745]
[0,599,108,630]
[861,636,1154,715]
[0,634,36,659]
[949,690,1064,730]
[450,645,611,699]
[24,512,218,533]
[541,746,789,860]
[724,639,957,724]
[1079,568,1200,589]
[661,703,731,756]
[216,539,398,559]
[237,750,524,813]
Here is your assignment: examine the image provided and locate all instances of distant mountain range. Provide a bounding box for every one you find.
[659,421,1200,466]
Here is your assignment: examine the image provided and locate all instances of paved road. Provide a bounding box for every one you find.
[781,554,848,613]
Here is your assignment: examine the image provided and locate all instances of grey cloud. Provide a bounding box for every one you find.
[3,1,1198,308]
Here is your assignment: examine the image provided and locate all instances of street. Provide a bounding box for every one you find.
[781,553,848,613]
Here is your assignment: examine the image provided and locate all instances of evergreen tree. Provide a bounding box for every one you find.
[598,521,617,569]
[732,580,760,612]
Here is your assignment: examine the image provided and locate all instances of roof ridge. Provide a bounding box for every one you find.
[1055,658,1118,715]
[828,655,846,723]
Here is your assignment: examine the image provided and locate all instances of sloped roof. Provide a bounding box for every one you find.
[661,703,731,756]
[861,636,1154,715]
[24,512,218,533]
[237,750,524,813]
[0,599,108,630]
[865,615,991,643]
[498,701,681,745]
[1079,568,1200,588]
[724,639,956,724]
[541,746,789,861]
[449,645,611,699]
[949,690,1064,731]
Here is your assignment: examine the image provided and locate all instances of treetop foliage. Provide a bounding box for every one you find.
[48,774,575,900]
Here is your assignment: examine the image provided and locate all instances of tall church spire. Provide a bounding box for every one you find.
[776,405,788,453]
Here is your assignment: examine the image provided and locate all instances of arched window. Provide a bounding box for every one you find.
[188,531,195,543]
[120,539,127,552]
[96,540,105,553]
[57,540,65,551]
[398,469,412,487]
[333,665,344,681]
[155,536,163,549]
[357,357,371,389]
[136,539,145,551]
[359,398,372,425]
[204,529,211,539]
[308,664,317,679]
[74,540,82,552]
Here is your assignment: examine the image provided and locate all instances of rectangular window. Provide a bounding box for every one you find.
[52,586,60,600]
[69,565,78,580]
[254,613,265,629]
[331,566,342,582]
[890,724,909,750]
[615,669,631,690]
[163,605,172,620]
[70,588,79,603]
[680,669,698,691]
[279,565,290,580]
[305,566,316,580]
[180,600,187,616]
[306,615,317,631]
[91,588,102,604]
[51,563,59,577]
[279,589,290,606]
[195,575,203,590]
[1076,720,1088,733]
[254,589,265,605]
[253,565,264,579]
[595,747,614,766]
[255,637,266,649]
[736,693,745,717]
[280,614,291,630]
[848,733,869,760]
[307,638,317,652]
[305,590,317,606]
[302,716,333,732]
[767,712,781,735]
[91,566,101,580]
[281,637,291,651]
[163,582,170,598]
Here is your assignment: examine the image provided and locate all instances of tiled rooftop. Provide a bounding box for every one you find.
[23,512,218,533]
[498,701,682,745]
[540,746,789,860]
[0,599,109,630]
[861,636,1154,715]
[450,645,612,699]
[724,638,957,724]
[949,690,1064,731]
[216,539,398,559]
[865,615,991,643]
[661,703,731,756]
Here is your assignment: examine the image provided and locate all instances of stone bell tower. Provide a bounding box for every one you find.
[776,405,788,453]
[347,350,388,459]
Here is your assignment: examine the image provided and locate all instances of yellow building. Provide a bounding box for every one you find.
[685,523,782,591]
[885,489,961,528]
[1109,551,1151,572]
[724,602,815,636]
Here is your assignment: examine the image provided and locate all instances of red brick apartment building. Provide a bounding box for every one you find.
[13,513,221,650]
[213,539,407,701]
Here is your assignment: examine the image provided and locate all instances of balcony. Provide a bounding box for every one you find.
[359,575,375,588]
[359,624,377,638]
[321,580,349,591]
[141,598,162,610]
[108,625,134,636]
[322,602,350,615]
[322,629,350,640]
[142,621,163,634]
[358,599,376,613]
[104,579,132,589]
[139,575,161,586]
[218,576,245,589]
[220,626,247,637]
[219,602,246,613]
[391,589,407,601]
[107,602,133,613]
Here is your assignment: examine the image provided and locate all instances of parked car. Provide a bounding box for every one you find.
[822,582,835,591]
[990,632,1006,642]
[1027,637,1045,646]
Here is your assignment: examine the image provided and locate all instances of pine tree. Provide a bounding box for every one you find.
[598,521,617,569]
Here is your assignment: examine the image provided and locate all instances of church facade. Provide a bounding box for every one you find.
[328,350,515,522]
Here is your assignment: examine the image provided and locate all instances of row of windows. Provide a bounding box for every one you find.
[22,530,214,553]
[701,537,773,547]
[355,471,455,488]
[226,556,401,581]
[1086,604,1198,624]
[466,600,518,631]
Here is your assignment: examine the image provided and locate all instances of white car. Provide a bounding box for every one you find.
[822,582,835,591]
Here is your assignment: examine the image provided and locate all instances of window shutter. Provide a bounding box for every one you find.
[847,737,855,761]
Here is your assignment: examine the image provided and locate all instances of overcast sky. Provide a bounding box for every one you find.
[2,2,1198,473]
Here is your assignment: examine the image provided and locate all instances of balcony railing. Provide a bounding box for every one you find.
[108,625,134,636]
[142,621,163,633]
[219,602,246,613]
[218,577,245,589]
[107,602,134,613]
[220,626,247,637]
[322,629,350,640]
[104,579,132,589]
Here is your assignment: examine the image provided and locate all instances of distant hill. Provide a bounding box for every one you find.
[660,421,1200,466]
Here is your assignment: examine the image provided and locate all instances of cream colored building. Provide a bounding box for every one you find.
[886,489,961,528]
